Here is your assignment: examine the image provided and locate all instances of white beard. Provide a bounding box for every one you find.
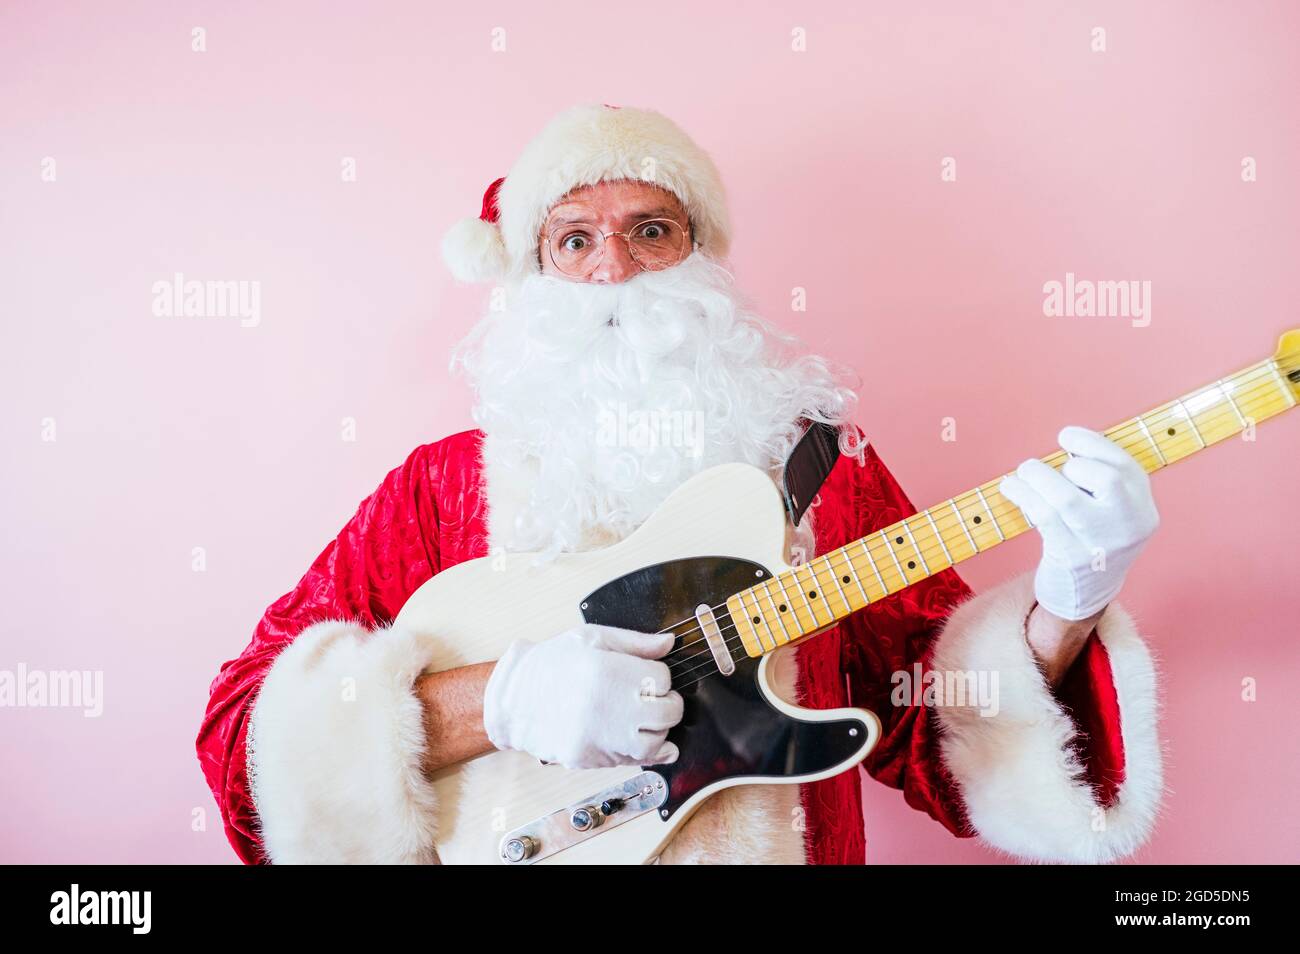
[452,254,863,564]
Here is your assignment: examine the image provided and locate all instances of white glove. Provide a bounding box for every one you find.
[483,623,684,769]
[999,426,1160,621]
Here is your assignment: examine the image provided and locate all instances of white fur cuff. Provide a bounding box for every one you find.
[931,573,1163,864]
[247,619,441,864]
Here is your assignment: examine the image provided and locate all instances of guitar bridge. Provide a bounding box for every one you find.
[499,771,669,865]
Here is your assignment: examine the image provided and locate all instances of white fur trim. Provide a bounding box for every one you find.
[247,619,441,863]
[931,573,1163,864]
[481,432,538,554]
[441,216,509,284]
[496,104,731,279]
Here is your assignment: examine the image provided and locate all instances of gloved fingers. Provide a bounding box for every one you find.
[636,691,684,731]
[1012,458,1094,528]
[639,738,680,765]
[998,473,1078,552]
[588,624,676,660]
[1061,455,1125,499]
[615,656,673,698]
[1058,426,1143,474]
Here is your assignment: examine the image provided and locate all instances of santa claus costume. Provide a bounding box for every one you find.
[196,105,1163,865]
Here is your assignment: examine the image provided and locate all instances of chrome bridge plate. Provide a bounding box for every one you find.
[499,771,668,865]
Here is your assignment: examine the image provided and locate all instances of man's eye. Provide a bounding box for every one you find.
[640,225,664,239]
[562,235,589,252]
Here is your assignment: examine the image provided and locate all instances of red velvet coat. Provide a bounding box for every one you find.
[197,428,1126,864]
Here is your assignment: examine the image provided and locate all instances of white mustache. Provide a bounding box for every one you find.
[516,266,698,358]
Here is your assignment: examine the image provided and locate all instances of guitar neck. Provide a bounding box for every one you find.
[727,348,1300,658]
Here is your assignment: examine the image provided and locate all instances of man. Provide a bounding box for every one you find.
[197,104,1163,864]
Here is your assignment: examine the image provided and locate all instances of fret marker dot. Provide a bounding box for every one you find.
[779,604,787,612]
[973,515,981,524]
[752,616,760,625]
[895,536,904,545]
[1167,427,1176,436]
[907,560,916,570]
[842,575,850,584]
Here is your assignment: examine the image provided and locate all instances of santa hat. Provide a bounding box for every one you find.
[441,104,732,283]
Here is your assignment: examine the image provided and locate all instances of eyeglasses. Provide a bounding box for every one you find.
[545,218,690,279]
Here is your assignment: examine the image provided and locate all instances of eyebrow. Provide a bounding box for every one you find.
[626,206,679,222]
[548,206,683,228]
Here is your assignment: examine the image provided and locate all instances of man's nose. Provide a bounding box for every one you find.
[590,234,639,284]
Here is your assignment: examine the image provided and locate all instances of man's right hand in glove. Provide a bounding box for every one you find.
[481,624,684,769]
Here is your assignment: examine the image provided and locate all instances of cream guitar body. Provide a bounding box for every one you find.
[394,461,881,865]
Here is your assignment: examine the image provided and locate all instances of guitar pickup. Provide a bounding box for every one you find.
[695,603,735,676]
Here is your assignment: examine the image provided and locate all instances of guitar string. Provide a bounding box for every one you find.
[666,500,1274,685]
[661,371,1294,681]
[656,370,1296,682]
[663,376,1289,689]
[663,422,1287,690]
[659,366,1294,664]
[651,354,1297,654]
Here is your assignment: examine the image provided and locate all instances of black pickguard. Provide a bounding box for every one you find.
[581,556,870,820]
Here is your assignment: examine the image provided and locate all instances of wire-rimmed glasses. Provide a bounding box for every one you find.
[545,218,690,278]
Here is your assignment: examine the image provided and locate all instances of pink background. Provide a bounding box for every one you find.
[2,1,1297,864]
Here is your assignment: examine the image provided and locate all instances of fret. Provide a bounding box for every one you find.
[736,589,771,655]
[858,539,887,595]
[1001,476,1034,529]
[790,564,827,627]
[1187,382,1250,446]
[1146,404,1203,464]
[1133,414,1167,467]
[923,508,954,565]
[1241,363,1298,424]
[816,555,855,617]
[1268,362,1297,408]
[840,546,871,605]
[949,498,979,556]
[1174,398,1207,448]
[727,596,754,655]
[973,487,1004,541]
[986,483,1033,536]
[752,589,779,653]
[746,587,778,653]
[901,519,932,575]
[1218,378,1248,428]
[878,531,908,589]
[1107,425,1157,474]
[954,492,1000,551]
[772,571,811,632]
[762,585,794,645]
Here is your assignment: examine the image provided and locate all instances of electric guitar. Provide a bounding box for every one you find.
[394,329,1300,864]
